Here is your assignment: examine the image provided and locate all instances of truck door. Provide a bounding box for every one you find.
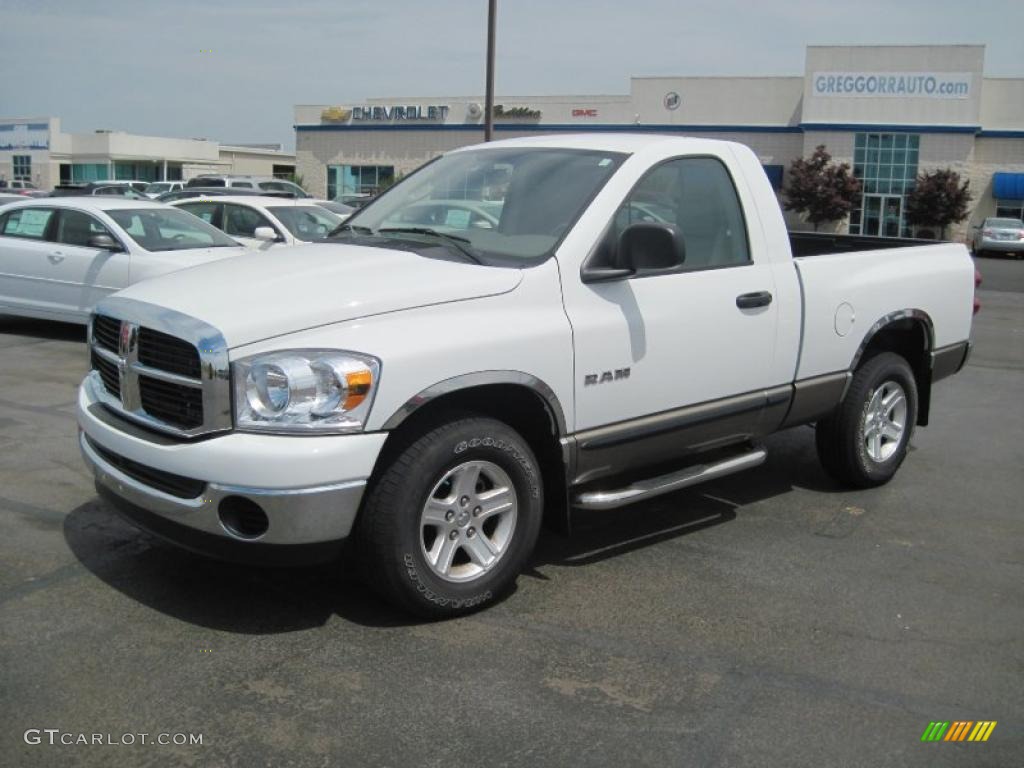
[560,156,784,482]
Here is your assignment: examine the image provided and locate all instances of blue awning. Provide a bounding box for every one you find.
[993,172,1024,201]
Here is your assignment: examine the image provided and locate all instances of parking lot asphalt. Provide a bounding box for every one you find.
[1,262,1022,767]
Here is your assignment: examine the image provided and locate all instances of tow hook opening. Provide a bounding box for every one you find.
[218,496,269,540]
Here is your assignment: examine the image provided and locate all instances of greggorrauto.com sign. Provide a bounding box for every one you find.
[812,72,972,99]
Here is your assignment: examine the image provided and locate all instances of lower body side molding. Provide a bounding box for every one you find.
[572,446,767,511]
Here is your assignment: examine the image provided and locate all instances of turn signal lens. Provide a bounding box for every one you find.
[344,369,373,410]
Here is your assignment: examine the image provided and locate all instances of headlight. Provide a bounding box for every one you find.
[233,349,380,433]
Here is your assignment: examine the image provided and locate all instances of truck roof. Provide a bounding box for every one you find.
[455,132,742,155]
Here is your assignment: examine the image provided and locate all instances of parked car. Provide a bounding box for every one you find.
[970,217,1024,259]
[386,199,500,230]
[186,175,312,198]
[51,183,150,200]
[334,193,374,209]
[0,179,48,197]
[313,200,354,217]
[77,135,975,617]
[143,181,185,198]
[86,180,151,193]
[0,198,247,323]
[171,195,343,249]
[155,187,266,203]
[160,186,350,218]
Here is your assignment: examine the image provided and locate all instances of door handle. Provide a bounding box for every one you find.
[736,290,773,309]
[48,252,65,264]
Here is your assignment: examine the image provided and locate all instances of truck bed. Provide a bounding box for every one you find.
[789,231,937,257]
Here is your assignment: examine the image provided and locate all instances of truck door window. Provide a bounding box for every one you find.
[612,157,751,271]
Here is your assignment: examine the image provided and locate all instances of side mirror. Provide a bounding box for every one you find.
[253,226,278,241]
[88,234,122,251]
[580,222,686,283]
[618,222,685,272]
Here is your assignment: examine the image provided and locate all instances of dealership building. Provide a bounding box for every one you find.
[295,44,1023,240]
[0,116,295,191]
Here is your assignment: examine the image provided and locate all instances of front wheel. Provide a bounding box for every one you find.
[355,416,543,618]
[816,352,918,488]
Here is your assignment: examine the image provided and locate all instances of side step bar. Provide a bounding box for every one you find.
[573,447,767,511]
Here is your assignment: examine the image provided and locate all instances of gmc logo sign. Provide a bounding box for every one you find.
[572,109,598,118]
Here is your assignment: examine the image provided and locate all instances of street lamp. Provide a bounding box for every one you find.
[484,0,496,141]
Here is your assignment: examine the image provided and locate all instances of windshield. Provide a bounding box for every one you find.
[266,205,341,241]
[340,147,627,263]
[987,218,1023,228]
[107,208,241,252]
[145,183,171,194]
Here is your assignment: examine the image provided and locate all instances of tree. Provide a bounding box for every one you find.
[904,169,972,239]
[784,145,862,231]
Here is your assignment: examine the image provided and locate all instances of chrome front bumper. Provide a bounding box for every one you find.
[77,376,388,559]
[80,431,367,546]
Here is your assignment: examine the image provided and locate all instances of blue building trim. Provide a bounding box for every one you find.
[800,123,980,134]
[977,130,1024,139]
[295,123,803,134]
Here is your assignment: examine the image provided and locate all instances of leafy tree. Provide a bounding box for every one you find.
[783,145,862,231]
[904,169,972,239]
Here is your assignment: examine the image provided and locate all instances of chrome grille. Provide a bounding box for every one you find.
[138,327,201,379]
[92,315,121,353]
[139,377,204,429]
[87,300,231,438]
[90,349,120,397]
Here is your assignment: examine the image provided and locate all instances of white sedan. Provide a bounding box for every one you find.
[0,198,247,324]
[170,195,344,250]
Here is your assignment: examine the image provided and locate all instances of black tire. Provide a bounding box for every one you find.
[355,415,543,619]
[816,352,918,488]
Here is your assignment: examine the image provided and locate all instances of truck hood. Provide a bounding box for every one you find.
[113,243,523,347]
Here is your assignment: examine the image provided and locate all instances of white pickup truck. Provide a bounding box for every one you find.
[77,135,976,617]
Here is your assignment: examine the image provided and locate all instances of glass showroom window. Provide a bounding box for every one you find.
[71,163,110,182]
[849,133,920,237]
[995,200,1024,219]
[327,165,395,199]
[12,155,31,181]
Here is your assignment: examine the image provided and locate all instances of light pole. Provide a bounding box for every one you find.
[484,0,496,141]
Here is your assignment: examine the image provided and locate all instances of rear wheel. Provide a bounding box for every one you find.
[816,352,918,488]
[355,415,543,618]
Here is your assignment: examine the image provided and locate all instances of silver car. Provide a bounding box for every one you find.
[970,217,1024,259]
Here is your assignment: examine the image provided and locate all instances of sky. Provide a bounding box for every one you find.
[0,0,1020,149]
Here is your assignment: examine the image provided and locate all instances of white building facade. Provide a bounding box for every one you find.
[295,45,1023,240]
[0,117,295,191]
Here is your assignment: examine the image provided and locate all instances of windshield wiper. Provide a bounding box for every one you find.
[328,222,374,237]
[377,227,483,264]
